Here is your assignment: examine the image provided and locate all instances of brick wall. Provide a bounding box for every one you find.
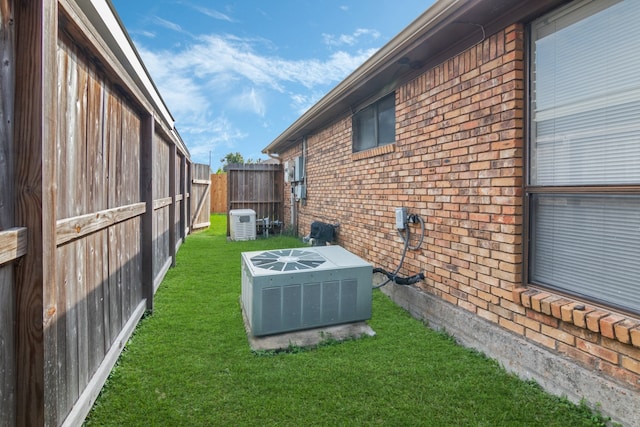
[280,23,640,392]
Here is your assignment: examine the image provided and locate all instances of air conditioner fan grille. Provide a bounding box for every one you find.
[250,249,326,271]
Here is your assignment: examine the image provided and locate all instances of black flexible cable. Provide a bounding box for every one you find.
[373,268,425,285]
[373,213,426,289]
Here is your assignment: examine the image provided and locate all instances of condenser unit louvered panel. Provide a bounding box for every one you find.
[241,246,372,336]
[230,209,256,241]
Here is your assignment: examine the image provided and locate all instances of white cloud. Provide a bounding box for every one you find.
[190,5,234,22]
[290,91,325,115]
[152,16,184,33]
[186,117,248,159]
[155,34,377,91]
[135,33,380,163]
[229,88,266,117]
[130,29,156,39]
[322,28,381,47]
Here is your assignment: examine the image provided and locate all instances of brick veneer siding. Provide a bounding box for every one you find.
[279,23,640,394]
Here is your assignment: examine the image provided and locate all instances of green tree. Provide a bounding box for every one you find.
[219,152,258,172]
[220,152,244,172]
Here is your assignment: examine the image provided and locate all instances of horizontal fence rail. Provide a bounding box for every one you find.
[0,227,28,265]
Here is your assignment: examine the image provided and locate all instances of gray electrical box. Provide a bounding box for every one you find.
[294,184,306,200]
[395,207,408,230]
[294,156,304,182]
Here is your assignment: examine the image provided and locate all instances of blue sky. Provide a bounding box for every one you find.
[110,0,435,169]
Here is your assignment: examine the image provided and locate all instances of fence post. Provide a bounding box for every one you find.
[180,155,187,241]
[169,143,176,266]
[0,0,16,423]
[140,114,154,311]
[187,163,192,233]
[13,0,58,424]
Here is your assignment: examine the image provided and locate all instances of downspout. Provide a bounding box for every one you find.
[266,151,281,163]
[291,184,296,232]
[301,137,307,207]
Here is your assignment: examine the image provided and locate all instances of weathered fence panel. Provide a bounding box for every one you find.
[0,1,205,425]
[226,164,283,236]
[210,173,228,213]
[191,164,211,230]
[153,134,172,290]
[52,32,147,426]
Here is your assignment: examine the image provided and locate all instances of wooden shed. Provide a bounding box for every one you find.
[0,1,209,425]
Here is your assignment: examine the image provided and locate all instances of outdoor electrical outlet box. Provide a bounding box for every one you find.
[395,207,407,230]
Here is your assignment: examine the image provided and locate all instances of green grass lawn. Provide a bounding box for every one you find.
[85,215,609,426]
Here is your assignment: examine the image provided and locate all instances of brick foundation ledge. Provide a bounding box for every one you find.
[512,287,640,349]
[379,281,638,427]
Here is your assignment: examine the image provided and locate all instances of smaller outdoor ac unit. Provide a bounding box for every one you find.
[230,209,256,241]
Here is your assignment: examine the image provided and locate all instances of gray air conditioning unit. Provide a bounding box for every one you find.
[241,246,372,336]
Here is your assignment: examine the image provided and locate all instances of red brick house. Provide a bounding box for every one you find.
[263,0,640,424]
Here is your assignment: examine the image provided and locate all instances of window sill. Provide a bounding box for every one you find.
[513,287,640,349]
[352,144,395,161]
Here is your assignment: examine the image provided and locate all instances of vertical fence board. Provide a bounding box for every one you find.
[55,37,71,422]
[14,0,58,423]
[169,144,176,264]
[0,1,15,424]
[105,86,123,342]
[75,42,90,408]
[140,111,154,311]
[122,103,141,318]
[86,66,106,379]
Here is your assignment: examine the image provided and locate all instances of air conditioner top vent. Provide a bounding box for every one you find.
[250,249,326,272]
[243,246,371,277]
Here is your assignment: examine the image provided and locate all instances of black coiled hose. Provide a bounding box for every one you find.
[373,213,426,289]
[373,268,425,285]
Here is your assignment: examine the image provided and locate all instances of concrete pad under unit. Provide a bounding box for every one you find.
[241,301,375,352]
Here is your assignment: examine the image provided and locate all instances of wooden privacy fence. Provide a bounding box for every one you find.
[210,173,228,213]
[226,163,283,236]
[0,2,209,426]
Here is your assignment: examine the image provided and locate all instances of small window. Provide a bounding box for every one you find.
[352,94,395,152]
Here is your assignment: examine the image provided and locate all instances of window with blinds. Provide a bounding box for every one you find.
[528,0,640,314]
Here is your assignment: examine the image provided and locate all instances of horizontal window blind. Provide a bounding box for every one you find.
[530,194,640,313]
[528,0,640,315]
[530,0,640,186]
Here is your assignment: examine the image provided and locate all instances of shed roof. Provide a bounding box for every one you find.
[262,0,567,156]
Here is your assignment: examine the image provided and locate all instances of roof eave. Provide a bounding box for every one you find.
[262,0,569,156]
[262,0,464,155]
